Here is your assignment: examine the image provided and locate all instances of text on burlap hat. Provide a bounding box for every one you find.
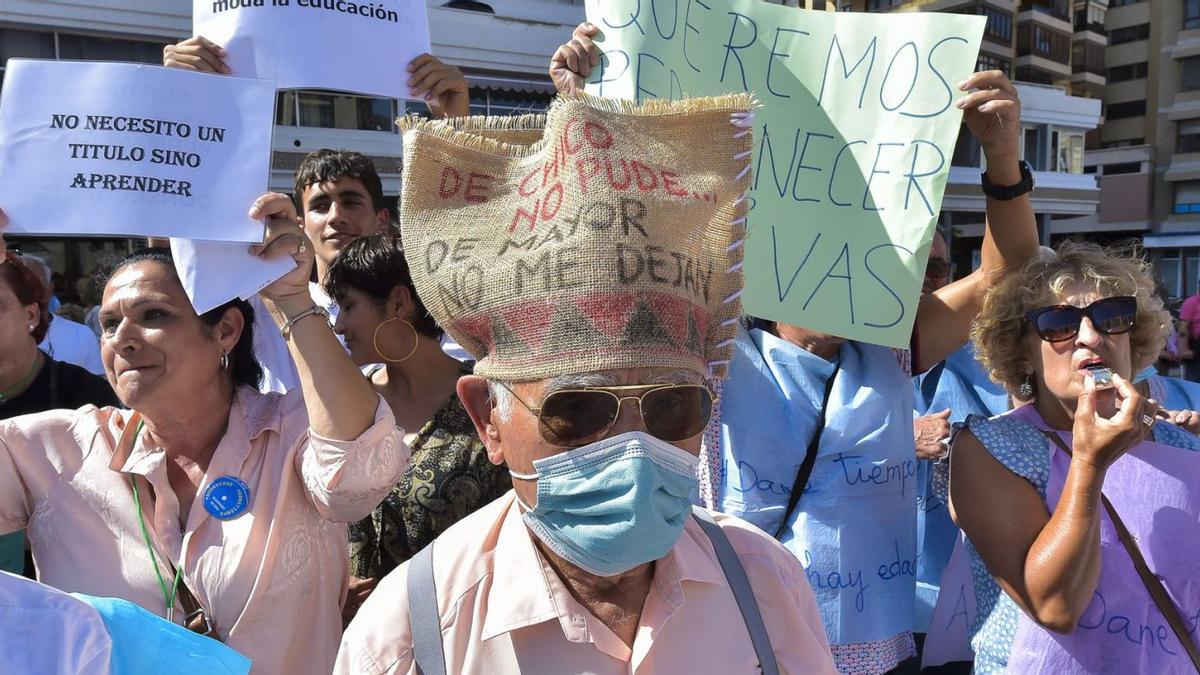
[398,93,754,382]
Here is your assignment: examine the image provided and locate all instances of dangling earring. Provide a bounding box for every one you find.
[219,352,230,370]
[1017,373,1034,400]
[373,317,419,363]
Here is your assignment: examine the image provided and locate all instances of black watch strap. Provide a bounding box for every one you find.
[980,160,1034,201]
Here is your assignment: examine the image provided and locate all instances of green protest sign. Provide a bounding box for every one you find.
[583,1,984,348]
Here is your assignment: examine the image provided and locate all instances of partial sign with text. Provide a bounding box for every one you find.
[0,60,274,243]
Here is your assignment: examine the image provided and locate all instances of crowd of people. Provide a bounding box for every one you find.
[0,18,1198,675]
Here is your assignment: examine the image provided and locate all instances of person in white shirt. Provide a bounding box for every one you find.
[19,255,104,376]
[0,571,111,675]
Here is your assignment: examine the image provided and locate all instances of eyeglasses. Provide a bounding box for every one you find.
[497,382,716,448]
[1025,296,1137,343]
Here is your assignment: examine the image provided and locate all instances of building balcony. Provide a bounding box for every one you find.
[1073,20,1106,37]
[1019,0,1070,22]
[1071,70,1106,90]
[1017,8,1072,35]
[1072,61,1105,77]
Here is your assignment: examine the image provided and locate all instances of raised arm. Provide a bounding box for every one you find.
[549,22,600,96]
[949,375,1147,631]
[249,193,379,440]
[914,71,1039,372]
[407,54,469,119]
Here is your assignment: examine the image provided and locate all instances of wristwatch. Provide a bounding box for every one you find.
[980,160,1034,200]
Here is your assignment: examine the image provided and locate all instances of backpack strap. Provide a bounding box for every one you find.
[692,507,781,675]
[407,542,447,675]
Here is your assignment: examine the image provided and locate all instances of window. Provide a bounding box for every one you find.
[1160,252,1182,299]
[1183,57,1200,91]
[1189,0,1200,30]
[1107,62,1148,82]
[1074,5,1105,32]
[1022,126,1045,171]
[0,29,167,95]
[1015,66,1055,84]
[982,7,1013,42]
[1072,42,1104,75]
[1106,100,1146,120]
[274,91,399,132]
[0,28,54,90]
[1036,26,1051,53]
[1018,24,1070,61]
[1109,0,1144,6]
[977,53,1011,75]
[1174,181,1200,214]
[1019,0,1069,21]
[1053,131,1084,173]
[1178,120,1200,153]
[1102,162,1142,175]
[57,35,167,63]
[1109,24,1150,45]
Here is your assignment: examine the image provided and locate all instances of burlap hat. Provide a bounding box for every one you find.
[397,93,754,382]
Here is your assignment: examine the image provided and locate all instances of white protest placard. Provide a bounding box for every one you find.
[194,0,431,100]
[171,238,296,314]
[0,60,274,243]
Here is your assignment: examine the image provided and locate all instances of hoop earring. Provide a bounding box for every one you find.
[373,317,419,363]
[220,352,230,371]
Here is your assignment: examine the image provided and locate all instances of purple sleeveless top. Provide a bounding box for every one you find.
[971,404,1200,674]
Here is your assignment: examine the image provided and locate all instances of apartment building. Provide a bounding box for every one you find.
[0,0,578,301]
[1077,1,1200,299]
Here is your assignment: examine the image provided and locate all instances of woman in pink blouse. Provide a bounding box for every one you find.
[0,196,410,674]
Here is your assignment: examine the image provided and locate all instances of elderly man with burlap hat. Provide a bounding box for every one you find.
[335,94,837,674]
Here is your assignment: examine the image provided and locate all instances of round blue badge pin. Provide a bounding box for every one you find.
[203,476,251,520]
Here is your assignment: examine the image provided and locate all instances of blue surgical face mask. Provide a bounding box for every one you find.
[509,430,699,577]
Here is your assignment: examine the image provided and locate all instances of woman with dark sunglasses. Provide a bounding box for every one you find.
[949,242,1200,673]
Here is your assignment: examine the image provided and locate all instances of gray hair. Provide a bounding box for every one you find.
[486,370,703,423]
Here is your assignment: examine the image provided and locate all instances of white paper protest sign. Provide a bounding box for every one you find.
[194,0,431,100]
[0,60,274,243]
[170,238,296,314]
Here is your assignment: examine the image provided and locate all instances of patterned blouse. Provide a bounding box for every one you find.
[349,388,512,579]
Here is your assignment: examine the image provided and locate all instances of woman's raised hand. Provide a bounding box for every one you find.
[248,193,315,302]
[1071,372,1150,472]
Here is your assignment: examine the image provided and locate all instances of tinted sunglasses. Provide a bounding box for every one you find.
[499,383,715,448]
[1025,296,1137,343]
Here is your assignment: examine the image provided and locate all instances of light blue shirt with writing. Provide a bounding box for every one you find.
[717,327,918,647]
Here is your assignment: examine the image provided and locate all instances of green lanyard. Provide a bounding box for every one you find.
[0,351,43,402]
[129,420,183,622]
